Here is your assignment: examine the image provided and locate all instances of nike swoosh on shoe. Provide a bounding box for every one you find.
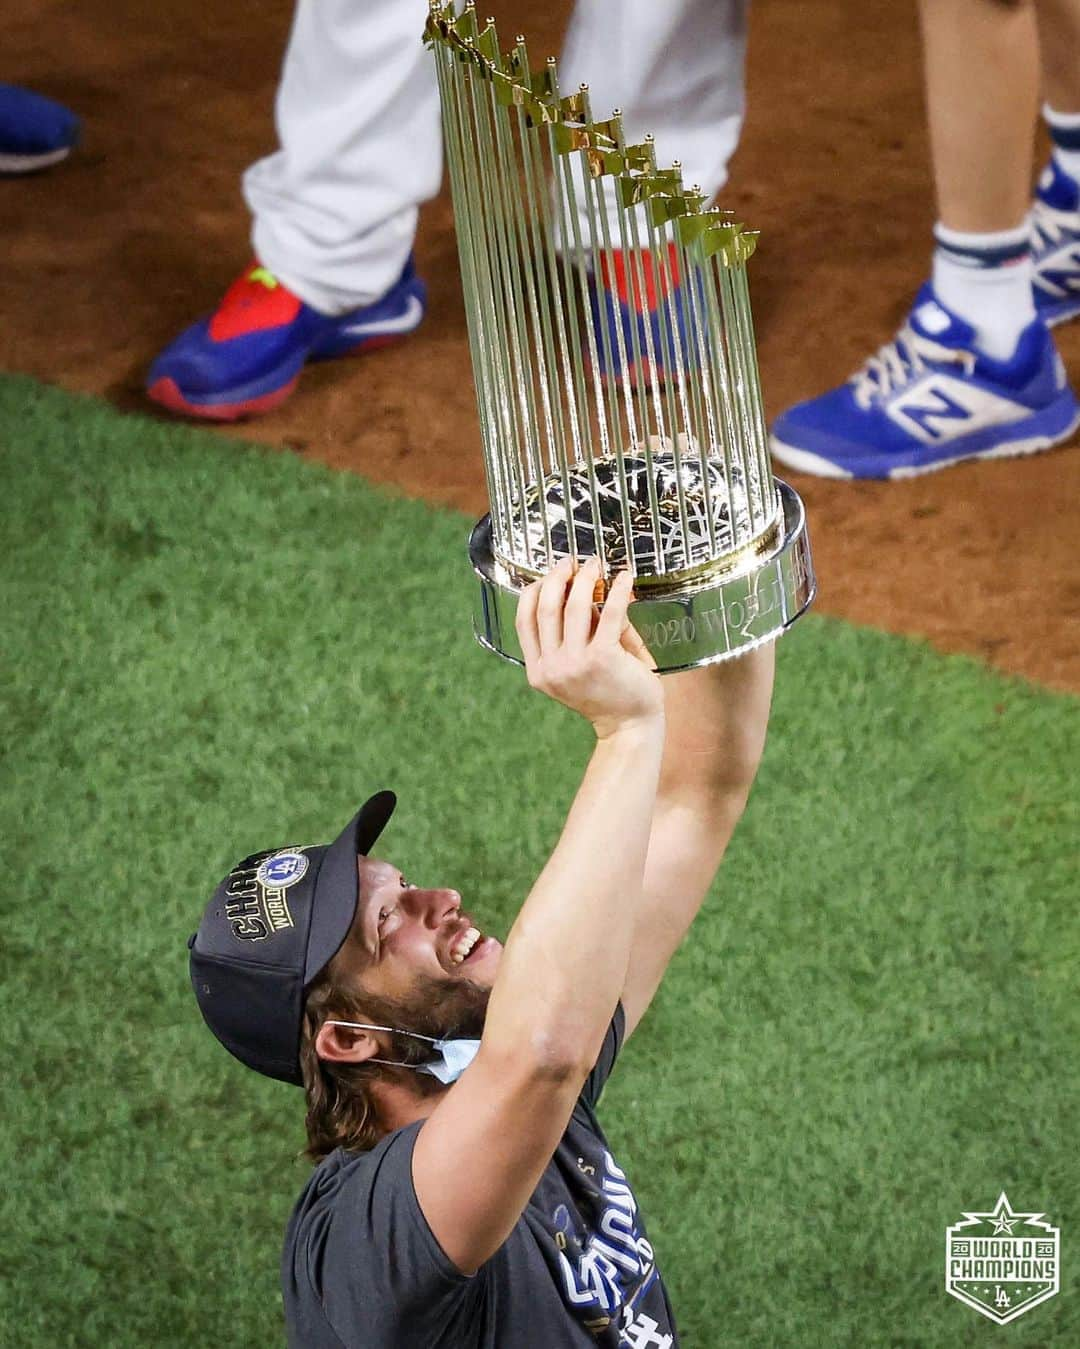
[339,294,424,338]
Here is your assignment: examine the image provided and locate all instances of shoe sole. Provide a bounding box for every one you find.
[0,145,73,174]
[593,357,660,391]
[591,349,705,392]
[1043,300,1080,328]
[146,331,415,423]
[770,402,1080,481]
[147,374,302,422]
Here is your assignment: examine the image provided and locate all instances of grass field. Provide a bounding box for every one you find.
[2,373,1077,1347]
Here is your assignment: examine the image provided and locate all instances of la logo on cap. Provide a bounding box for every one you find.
[256,850,309,889]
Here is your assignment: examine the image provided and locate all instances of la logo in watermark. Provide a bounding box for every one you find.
[945,1192,1059,1324]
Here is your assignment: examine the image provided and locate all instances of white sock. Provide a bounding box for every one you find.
[931,221,1035,360]
[1043,104,1080,187]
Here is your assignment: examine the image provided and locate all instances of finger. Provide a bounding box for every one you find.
[537,556,574,655]
[514,578,542,668]
[563,557,602,651]
[593,569,635,645]
[619,618,657,671]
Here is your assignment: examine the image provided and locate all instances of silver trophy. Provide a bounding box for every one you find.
[426,3,814,671]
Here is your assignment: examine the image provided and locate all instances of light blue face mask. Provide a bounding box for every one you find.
[324,1020,481,1085]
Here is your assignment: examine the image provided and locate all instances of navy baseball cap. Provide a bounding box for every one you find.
[189,791,396,1086]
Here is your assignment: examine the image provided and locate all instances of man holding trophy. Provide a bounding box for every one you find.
[189,569,773,1346]
[189,7,813,1343]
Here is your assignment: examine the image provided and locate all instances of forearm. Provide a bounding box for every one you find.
[482,718,665,1072]
[658,643,775,802]
[619,645,776,1037]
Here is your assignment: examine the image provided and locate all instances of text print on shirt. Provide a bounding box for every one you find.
[556,1149,671,1347]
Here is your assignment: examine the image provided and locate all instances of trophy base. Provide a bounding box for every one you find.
[469,479,815,672]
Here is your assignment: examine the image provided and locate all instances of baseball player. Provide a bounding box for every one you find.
[148,0,749,420]
[189,558,775,1346]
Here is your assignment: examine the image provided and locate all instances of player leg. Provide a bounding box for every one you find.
[147,0,437,420]
[560,0,747,208]
[771,0,1079,479]
[559,0,749,386]
[923,0,1037,359]
[1032,0,1080,325]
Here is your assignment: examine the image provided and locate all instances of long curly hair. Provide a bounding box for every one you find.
[299,963,445,1162]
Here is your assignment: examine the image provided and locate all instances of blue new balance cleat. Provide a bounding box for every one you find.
[769,287,1080,480]
[147,256,427,421]
[1032,158,1080,328]
[0,83,80,174]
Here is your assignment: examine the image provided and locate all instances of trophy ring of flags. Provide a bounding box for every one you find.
[427,2,815,671]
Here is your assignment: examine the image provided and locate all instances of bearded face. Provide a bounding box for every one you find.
[310,857,501,1096]
[372,970,491,1051]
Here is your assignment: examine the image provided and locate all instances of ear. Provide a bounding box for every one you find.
[314,1020,381,1065]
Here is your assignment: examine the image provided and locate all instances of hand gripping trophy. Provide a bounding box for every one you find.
[426,3,815,671]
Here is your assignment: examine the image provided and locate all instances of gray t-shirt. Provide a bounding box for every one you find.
[282,1005,678,1346]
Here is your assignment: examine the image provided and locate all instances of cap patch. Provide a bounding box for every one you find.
[256,850,309,890]
[224,849,307,942]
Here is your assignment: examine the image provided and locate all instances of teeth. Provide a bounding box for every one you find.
[450,926,482,965]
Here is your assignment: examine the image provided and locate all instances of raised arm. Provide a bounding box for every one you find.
[413,558,664,1274]
[619,640,776,1038]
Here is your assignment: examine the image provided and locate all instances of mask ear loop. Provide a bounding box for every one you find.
[323,1019,441,1073]
[325,1019,440,1043]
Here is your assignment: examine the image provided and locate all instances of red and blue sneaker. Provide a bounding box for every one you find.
[0,83,80,174]
[1032,158,1080,328]
[147,257,427,421]
[770,286,1080,480]
[588,244,697,387]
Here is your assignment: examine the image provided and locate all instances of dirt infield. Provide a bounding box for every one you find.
[3,0,1078,689]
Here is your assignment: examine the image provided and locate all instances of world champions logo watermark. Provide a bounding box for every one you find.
[945,1192,1060,1324]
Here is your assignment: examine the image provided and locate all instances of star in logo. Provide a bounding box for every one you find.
[960,1192,1041,1238]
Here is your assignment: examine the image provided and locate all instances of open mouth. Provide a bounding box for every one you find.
[448,925,492,967]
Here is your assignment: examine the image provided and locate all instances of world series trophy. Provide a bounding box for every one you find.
[426,3,815,671]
